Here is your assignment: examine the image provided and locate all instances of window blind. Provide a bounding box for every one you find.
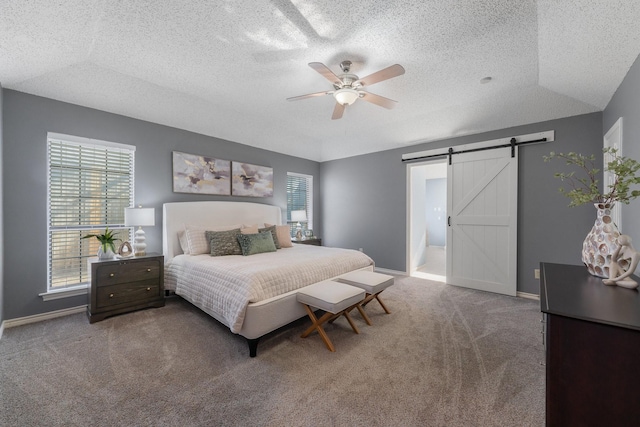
[47,135,135,289]
[286,172,313,235]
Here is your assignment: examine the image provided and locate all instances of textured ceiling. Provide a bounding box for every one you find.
[2,0,640,161]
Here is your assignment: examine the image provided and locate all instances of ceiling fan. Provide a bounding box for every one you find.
[287,60,405,120]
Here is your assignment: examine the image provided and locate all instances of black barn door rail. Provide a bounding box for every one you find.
[402,137,548,165]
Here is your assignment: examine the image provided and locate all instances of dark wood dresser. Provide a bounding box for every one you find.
[292,238,322,246]
[540,262,640,427]
[88,253,164,323]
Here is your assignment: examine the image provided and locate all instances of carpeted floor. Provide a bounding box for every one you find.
[0,276,545,426]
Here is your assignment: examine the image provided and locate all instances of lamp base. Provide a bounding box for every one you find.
[133,227,147,257]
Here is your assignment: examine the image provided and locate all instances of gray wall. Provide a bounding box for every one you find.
[603,53,640,271]
[321,112,603,294]
[0,83,4,325]
[2,90,320,320]
[425,178,446,247]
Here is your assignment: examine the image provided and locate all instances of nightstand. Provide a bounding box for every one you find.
[88,253,165,323]
[292,238,322,246]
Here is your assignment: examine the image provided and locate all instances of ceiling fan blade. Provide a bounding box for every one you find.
[309,62,341,86]
[356,64,405,86]
[331,102,345,120]
[286,91,332,101]
[360,92,398,109]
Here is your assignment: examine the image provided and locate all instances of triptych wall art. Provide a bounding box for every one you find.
[172,151,273,198]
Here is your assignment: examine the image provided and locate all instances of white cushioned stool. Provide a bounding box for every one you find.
[297,281,365,352]
[335,270,394,325]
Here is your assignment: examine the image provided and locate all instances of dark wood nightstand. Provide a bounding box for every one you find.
[88,253,165,323]
[292,238,322,246]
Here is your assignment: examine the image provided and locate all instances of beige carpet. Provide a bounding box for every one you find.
[0,276,545,426]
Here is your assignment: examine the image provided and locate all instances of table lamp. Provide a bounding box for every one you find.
[291,210,307,240]
[124,206,155,256]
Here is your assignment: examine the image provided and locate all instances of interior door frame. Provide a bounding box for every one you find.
[604,117,623,229]
[404,131,555,279]
[405,159,447,275]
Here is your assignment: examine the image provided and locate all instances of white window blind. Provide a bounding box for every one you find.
[286,172,313,235]
[47,134,135,290]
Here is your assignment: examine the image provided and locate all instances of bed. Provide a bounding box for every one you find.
[162,201,374,356]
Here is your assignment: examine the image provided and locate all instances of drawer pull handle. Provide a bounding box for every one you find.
[109,273,115,277]
[146,287,151,291]
[109,293,114,298]
[147,268,151,272]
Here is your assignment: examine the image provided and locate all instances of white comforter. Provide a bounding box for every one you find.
[165,245,374,333]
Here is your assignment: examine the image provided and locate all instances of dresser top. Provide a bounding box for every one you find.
[540,262,640,331]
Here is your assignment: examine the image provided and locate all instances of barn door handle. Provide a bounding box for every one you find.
[448,216,451,226]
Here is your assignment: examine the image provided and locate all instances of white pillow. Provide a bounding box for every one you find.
[241,225,260,234]
[265,223,293,248]
[178,229,190,254]
[184,223,242,255]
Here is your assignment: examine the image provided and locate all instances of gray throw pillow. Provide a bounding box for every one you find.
[237,231,277,256]
[206,228,242,256]
[258,225,281,249]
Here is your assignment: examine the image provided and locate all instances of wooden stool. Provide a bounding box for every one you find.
[297,281,365,352]
[335,270,394,325]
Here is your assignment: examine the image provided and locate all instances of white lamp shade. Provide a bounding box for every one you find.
[290,210,307,222]
[334,88,359,106]
[125,207,155,227]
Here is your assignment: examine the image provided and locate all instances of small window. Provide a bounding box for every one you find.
[47,133,135,290]
[286,172,313,236]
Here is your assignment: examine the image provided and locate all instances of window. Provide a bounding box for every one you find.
[286,172,313,236]
[47,133,135,290]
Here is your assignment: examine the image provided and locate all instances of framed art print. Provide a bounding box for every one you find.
[172,151,231,195]
[231,162,273,197]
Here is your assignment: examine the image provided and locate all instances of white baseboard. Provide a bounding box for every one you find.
[2,305,87,330]
[517,291,540,301]
[378,269,541,298]
[374,267,407,276]
[0,321,4,340]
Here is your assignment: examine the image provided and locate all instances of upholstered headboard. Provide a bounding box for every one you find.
[162,201,282,262]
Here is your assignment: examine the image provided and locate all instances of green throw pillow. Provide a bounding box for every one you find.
[206,228,242,256]
[237,231,277,256]
[258,225,281,249]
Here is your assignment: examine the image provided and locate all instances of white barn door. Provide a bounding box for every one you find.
[446,147,517,296]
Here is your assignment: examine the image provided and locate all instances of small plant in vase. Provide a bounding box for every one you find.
[82,227,120,260]
[544,148,640,277]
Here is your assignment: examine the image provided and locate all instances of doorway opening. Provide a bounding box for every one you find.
[408,161,447,282]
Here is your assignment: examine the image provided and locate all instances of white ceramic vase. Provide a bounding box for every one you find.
[582,203,630,278]
[97,245,115,260]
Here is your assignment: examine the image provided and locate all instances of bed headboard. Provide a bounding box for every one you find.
[163,201,283,262]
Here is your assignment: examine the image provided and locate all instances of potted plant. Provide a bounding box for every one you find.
[544,147,640,277]
[82,227,119,260]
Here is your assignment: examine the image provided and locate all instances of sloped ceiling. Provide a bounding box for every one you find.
[2,0,640,161]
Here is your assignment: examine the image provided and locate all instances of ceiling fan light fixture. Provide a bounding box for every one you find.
[290,60,405,119]
[334,88,359,105]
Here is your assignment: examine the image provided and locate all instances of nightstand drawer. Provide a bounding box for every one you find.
[96,279,160,308]
[95,260,160,285]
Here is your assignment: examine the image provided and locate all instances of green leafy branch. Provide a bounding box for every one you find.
[543,148,640,207]
[81,226,120,252]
